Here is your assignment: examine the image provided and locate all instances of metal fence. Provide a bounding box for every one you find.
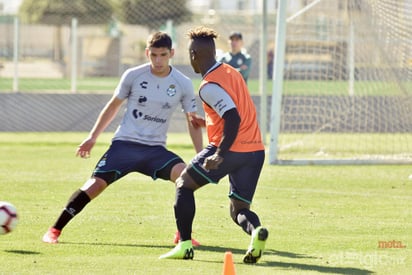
[0,0,411,137]
[0,1,279,88]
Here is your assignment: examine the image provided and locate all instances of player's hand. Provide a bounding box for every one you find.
[76,137,96,159]
[189,114,206,128]
[203,153,224,170]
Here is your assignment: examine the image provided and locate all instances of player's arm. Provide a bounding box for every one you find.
[76,95,124,158]
[216,109,240,157]
[185,112,204,153]
[199,83,240,169]
[203,109,240,170]
[240,54,252,80]
[77,69,132,158]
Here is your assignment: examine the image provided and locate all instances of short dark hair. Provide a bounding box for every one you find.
[147,32,172,49]
[187,26,218,41]
[229,31,242,40]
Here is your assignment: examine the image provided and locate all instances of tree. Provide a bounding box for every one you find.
[117,0,192,30]
[19,0,113,25]
[19,0,114,62]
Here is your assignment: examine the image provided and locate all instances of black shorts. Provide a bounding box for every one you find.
[186,144,265,204]
[92,140,184,184]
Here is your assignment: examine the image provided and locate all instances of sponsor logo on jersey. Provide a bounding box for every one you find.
[138,96,147,104]
[140,81,148,89]
[132,109,143,119]
[132,109,167,124]
[143,115,167,123]
[214,99,227,113]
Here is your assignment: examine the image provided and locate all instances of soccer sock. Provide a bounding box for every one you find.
[53,189,91,231]
[174,187,195,242]
[236,209,261,235]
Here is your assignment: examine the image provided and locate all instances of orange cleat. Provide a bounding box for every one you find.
[173,231,201,247]
[42,227,61,244]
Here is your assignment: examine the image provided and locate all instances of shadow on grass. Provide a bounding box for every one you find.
[62,241,374,274]
[258,260,374,275]
[62,241,172,249]
[4,250,41,255]
[197,246,374,274]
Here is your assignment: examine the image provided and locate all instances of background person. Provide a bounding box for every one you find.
[219,31,252,83]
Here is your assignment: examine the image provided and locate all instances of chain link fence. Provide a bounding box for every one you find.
[0,1,278,87]
[0,0,279,132]
[0,0,411,137]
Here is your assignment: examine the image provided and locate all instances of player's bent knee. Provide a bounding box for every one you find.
[80,177,108,200]
[170,162,186,182]
[176,172,199,190]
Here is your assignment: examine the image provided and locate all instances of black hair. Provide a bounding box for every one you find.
[147,32,172,49]
[187,26,218,41]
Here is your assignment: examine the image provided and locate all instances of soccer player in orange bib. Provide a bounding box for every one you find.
[160,26,268,263]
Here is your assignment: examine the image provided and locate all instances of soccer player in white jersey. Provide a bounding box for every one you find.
[42,32,203,245]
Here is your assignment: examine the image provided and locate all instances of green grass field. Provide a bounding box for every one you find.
[0,133,411,274]
[0,77,311,95]
[1,77,410,96]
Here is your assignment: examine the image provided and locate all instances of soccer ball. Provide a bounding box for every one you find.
[0,201,18,235]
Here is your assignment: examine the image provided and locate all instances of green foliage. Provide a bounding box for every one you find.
[19,0,192,29]
[117,0,192,30]
[0,133,411,274]
[19,0,114,25]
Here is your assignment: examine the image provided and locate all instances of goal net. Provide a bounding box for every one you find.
[270,0,412,165]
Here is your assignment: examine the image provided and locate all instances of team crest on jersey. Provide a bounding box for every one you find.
[166,85,176,96]
[97,158,106,168]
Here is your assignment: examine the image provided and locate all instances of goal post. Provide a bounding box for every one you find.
[269,0,412,165]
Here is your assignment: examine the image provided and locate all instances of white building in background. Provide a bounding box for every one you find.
[188,0,303,13]
[0,0,22,14]
[188,0,274,11]
[0,0,304,15]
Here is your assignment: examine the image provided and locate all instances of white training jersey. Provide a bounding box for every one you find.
[199,63,236,118]
[199,83,236,118]
[112,63,197,147]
